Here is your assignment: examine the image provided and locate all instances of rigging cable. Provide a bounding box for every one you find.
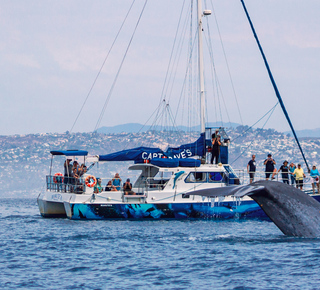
[93,0,148,133]
[210,0,244,126]
[230,102,279,165]
[232,102,279,142]
[70,0,136,133]
[152,1,186,127]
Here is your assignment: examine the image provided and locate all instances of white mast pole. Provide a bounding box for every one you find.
[197,0,205,133]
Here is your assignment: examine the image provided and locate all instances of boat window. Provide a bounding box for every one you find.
[185,172,206,183]
[208,172,224,182]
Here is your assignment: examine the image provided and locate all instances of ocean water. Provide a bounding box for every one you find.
[1,198,320,289]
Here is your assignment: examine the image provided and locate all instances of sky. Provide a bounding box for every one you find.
[0,0,319,135]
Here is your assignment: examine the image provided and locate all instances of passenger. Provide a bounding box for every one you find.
[277,160,289,184]
[78,164,87,177]
[94,178,103,193]
[292,164,306,190]
[264,154,276,180]
[289,162,296,185]
[212,129,219,139]
[112,173,122,191]
[71,167,80,192]
[247,155,256,184]
[211,135,221,164]
[310,165,320,194]
[63,159,73,190]
[123,178,135,195]
[105,180,117,191]
[73,161,79,175]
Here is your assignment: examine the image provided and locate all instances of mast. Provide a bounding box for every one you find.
[240,0,310,172]
[197,0,205,133]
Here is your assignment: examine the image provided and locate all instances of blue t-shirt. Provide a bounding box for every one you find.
[112,179,121,190]
[310,169,319,178]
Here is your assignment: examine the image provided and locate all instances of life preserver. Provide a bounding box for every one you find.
[85,175,97,188]
[53,172,63,183]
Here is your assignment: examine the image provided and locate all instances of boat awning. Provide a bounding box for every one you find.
[98,133,205,162]
[50,150,88,156]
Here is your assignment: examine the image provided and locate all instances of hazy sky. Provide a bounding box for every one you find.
[1,0,319,135]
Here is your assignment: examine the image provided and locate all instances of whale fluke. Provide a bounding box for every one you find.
[191,180,320,238]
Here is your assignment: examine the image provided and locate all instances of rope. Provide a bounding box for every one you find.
[93,0,148,133]
[70,0,136,133]
[232,102,279,143]
[210,0,244,126]
[230,102,278,164]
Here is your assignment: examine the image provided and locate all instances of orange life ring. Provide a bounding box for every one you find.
[85,175,97,188]
[53,172,63,183]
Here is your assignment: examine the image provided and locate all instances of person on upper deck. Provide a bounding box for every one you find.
[112,173,122,191]
[247,155,256,184]
[211,135,221,164]
[277,160,289,184]
[264,154,276,180]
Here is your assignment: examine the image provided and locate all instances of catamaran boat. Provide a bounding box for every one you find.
[37,127,265,219]
[37,0,316,219]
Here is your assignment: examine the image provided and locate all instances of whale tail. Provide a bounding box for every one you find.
[191,180,320,238]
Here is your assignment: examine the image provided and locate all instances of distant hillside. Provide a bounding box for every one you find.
[285,128,320,138]
[2,126,320,196]
[97,122,242,134]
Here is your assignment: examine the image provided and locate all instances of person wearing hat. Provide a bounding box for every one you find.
[310,165,320,194]
[292,164,306,190]
[123,178,135,195]
[264,154,276,180]
[277,160,289,184]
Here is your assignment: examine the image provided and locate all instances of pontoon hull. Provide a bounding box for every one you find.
[64,200,265,220]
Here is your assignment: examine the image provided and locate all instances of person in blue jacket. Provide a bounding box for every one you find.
[310,165,320,194]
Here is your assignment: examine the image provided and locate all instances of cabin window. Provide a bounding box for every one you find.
[208,172,224,182]
[185,172,206,183]
[182,194,190,199]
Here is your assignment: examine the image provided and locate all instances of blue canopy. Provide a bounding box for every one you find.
[50,150,88,156]
[99,133,205,162]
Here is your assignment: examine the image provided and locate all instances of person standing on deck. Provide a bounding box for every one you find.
[211,135,221,164]
[310,165,320,194]
[293,164,306,190]
[277,160,289,184]
[264,154,276,180]
[289,162,296,185]
[247,155,256,184]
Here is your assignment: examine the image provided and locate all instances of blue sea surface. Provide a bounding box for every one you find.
[1,197,320,289]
